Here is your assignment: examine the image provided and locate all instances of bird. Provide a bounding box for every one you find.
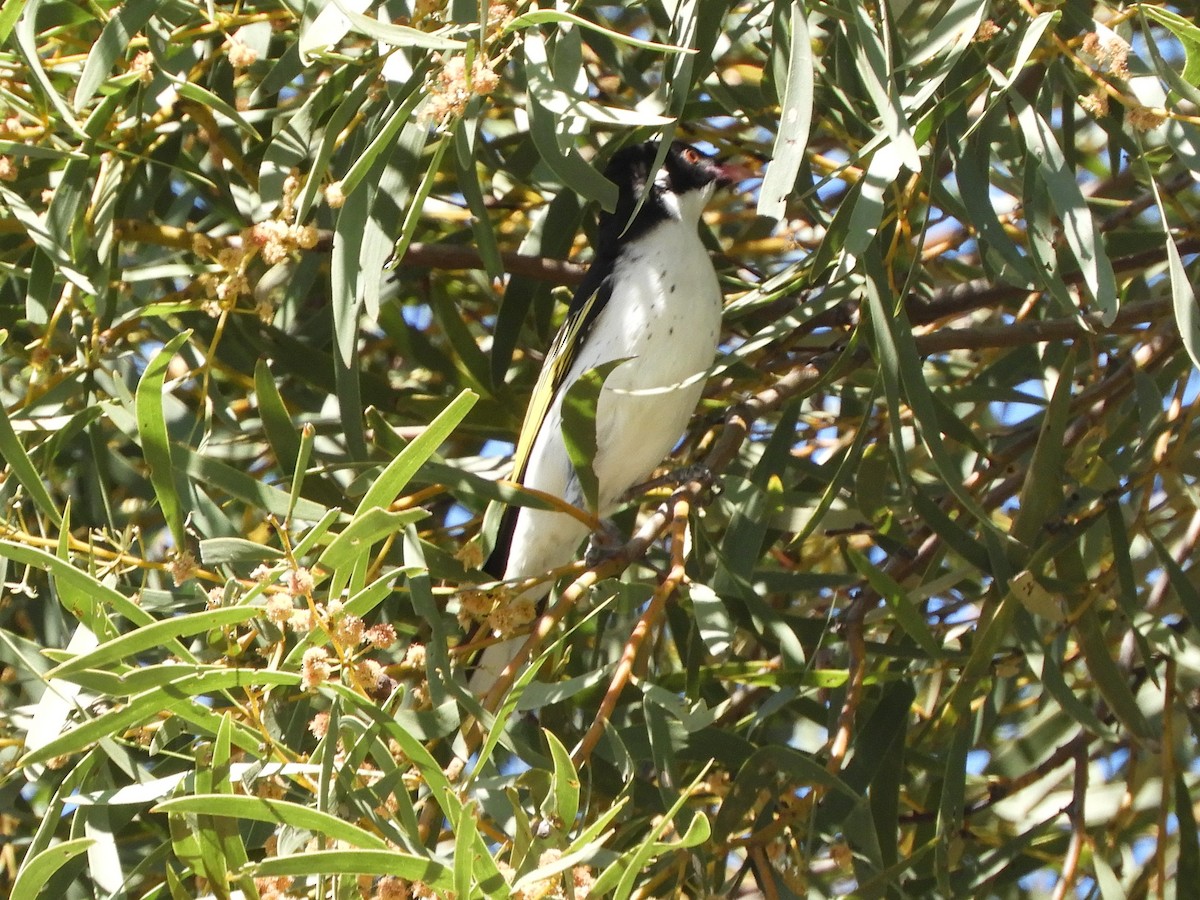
[469,138,739,694]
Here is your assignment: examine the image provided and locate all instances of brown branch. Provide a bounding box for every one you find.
[911,236,1200,328]
[1050,740,1089,900]
[397,242,585,284]
[572,491,694,767]
[901,732,1093,824]
[912,297,1172,355]
[826,591,867,774]
[110,219,589,285]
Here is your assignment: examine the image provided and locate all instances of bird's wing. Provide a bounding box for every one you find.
[509,265,613,485]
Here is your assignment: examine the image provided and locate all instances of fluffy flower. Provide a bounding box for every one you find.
[426,55,500,124]
[1079,89,1110,118]
[264,593,294,626]
[129,50,155,84]
[309,710,331,739]
[973,20,999,42]
[168,550,198,586]
[324,181,346,209]
[227,37,258,71]
[301,647,332,690]
[365,622,397,648]
[486,597,536,638]
[285,566,315,597]
[402,643,427,670]
[1128,105,1166,132]
[1082,31,1129,78]
[334,614,365,647]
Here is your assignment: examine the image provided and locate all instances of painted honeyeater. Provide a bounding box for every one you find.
[471,139,739,692]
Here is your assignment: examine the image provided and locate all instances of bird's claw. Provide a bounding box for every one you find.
[584,519,625,568]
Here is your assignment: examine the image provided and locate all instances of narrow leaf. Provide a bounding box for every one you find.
[758,1,813,220]
[352,389,477,517]
[0,398,62,526]
[135,331,193,548]
[48,606,263,679]
[560,358,629,514]
[154,795,390,850]
[506,9,695,54]
[11,838,95,898]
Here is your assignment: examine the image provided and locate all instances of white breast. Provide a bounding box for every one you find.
[583,220,722,510]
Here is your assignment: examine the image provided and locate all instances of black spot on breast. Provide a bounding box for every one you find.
[669,285,677,293]
[669,326,675,335]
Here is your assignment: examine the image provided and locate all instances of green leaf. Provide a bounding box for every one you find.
[598,766,715,900]
[198,537,285,565]
[338,83,426,202]
[47,606,265,680]
[0,540,157,633]
[251,849,453,889]
[528,85,619,211]
[506,9,696,54]
[524,30,675,128]
[559,358,628,514]
[0,184,96,294]
[254,359,301,480]
[174,80,261,142]
[1176,773,1200,886]
[154,795,390,850]
[453,117,504,282]
[845,546,941,657]
[135,331,193,549]
[301,0,466,61]
[758,1,813,220]
[544,728,580,830]
[0,396,62,527]
[352,389,477,516]
[1013,95,1118,324]
[863,250,1001,538]
[993,11,1061,90]
[74,0,157,111]
[18,669,296,768]
[10,837,95,898]
[1145,171,1200,373]
[847,3,920,173]
[317,507,428,570]
[1010,348,1075,548]
[1056,545,1153,740]
[1137,4,1200,87]
[389,133,452,286]
[0,0,29,45]
[843,145,904,262]
[1147,532,1200,627]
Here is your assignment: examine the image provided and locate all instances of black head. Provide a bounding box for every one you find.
[596,140,735,254]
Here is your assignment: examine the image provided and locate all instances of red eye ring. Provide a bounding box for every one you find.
[683,147,701,164]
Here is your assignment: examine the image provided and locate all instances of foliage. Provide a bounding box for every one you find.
[2,0,1200,897]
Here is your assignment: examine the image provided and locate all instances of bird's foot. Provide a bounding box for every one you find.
[584,519,626,568]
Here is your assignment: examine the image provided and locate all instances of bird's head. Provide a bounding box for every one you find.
[598,139,743,250]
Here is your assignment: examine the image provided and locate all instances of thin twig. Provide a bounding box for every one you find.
[1050,738,1089,900]
[572,491,695,767]
[826,591,867,774]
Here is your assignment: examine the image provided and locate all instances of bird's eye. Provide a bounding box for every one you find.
[683,147,701,164]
